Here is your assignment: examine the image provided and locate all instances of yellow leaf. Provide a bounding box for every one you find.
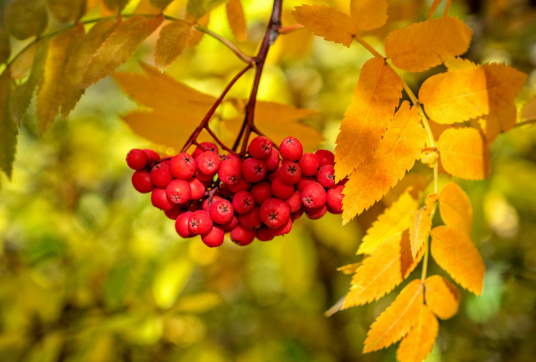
[358,188,419,255]
[425,275,460,320]
[149,0,175,10]
[474,102,517,143]
[430,225,485,295]
[46,0,86,23]
[396,304,438,362]
[419,63,527,124]
[37,25,84,134]
[437,127,490,180]
[114,63,216,150]
[188,13,210,47]
[409,207,432,259]
[350,0,388,31]
[226,0,247,42]
[293,4,358,47]
[83,15,164,88]
[154,20,195,71]
[520,95,536,121]
[102,0,129,14]
[438,182,472,235]
[385,17,472,72]
[363,279,424,353]
[335,57,403,180]
[382,173,430,207]
[342,102,426,222]
[343,230,423,309]
[337,262,362,275]
[5,0,48,40]
[443,56,477,71]
[187,0,228,20]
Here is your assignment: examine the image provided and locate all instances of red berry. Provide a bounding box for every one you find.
[238,205,261,229]
[202,196,223,212]
[230,225,256,246]
[170,153,197,180]
[260,198,290,229]
[279,161,302,185]
[144,149,160,163]
[256,226,274,241]
[299,152,320,176]
[175,211,194,238]
[271,177,294,200]
[279,137,303,162]
[270,219,292,236]
[126,149,148,170]
[248,136,273,160]
[193,142,219,158]
[188,177,206,200]
[327,185,344,213]
[285,190,302,213]
[151,188,174,211]
[166,179,191,204]
[316,165,336,188]
[268,167,280,183]
[228,178,251,193]
[209,199,234,225]
[291,209,304,221]
[187,201,202,212]
[218,158,242,185]
[195,170,214,182]
[188,210,213,235]
[132,170,154,193]
[301,182,327,209]
[265,148,280,171]
[165,205,183,220]
[315,149,334,166]
[241,158,267,183]
[197,151,221,175]
[201,226,225,247]
[151,162,173,188]
[305,204,327,219]
[250,182,272,205]
[297,176,315,192]
[233,190,255,214]
[221,214,239,231]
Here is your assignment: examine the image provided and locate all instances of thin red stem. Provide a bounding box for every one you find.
[204,125,238,156]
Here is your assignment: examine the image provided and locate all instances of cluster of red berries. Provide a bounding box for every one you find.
[126,136,345,248]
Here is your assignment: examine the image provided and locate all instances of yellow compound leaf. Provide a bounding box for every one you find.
[358,188,419,255]
[363,279,424,353]
[425,275,460,320]
[350,0,388,31]
[419,63,527,124]
[383,173,430,206]
[5,0,48,40]
[396,304,438,362]
[293,4,358,47]
[226,0,247,42]
[102,0,129,14]
[438,182,472,235]
[385,17,472,72]
[188,13,210,47]
[444,56,477,71]
[343,230,424,309]
[83,15,164,88]
[342,102,426,222]
[337,262,362,275]
[154,21,195,71]
[474,102,517,144]
[37,25,84,134]
[335,57,402,180]
[114,63,216,150]
[520,95,536,121]
[437,127,490,180]
[46,0,86,23]
[149,0,174,9]
[430,226,485,295]
[409,207,432,260]
[187,0,227,20]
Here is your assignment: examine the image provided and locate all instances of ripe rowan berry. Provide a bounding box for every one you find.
[202,195,223,212]
[291,209,304,221]
[230,224,256,246]
[218,158,242,185]
[265,148,280,171]
[165,205,183,220]
[209,199,234,225]
[327,185,344,214]
[170,152,197,180]
[166,179,191,204]
[151,188,175,211]
[270,219,292,236]
[197,151,221,175]
[248,136,273,160]
[260,198,290,229]
[256,226,274,242]
[296,176,315,192]
[144,149,160,163]
[285,190,302,213]
[195,170,214,182]
[193,142,219,158]
[202,226,225,247]
[280,136,303,162]
[250,182,272,205]
[233,190,255,214]
[228,177,251,193]
[239,205,262,229]
[221,214,239,231]
[241,158,266,183]
[151,162,173,188]
[271,177,294,200]
[299,152,320,176]
[301,182,327,209]
[132,170,154,193]
[188,210,213,235]
[279,161,302,185]
[315,149,334,166]
[175,211,194,238]
[188,177,205,200]
[126,149,149,170]
[305,204,328,219]
[316,165,336,188]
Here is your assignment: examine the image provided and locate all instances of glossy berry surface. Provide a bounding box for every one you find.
[170,153,197,180]
[316,165,336,188]
[209,199,234,225]
[166,179,191,204]
[279,161,301,185]
[201,226,225,247]
[241,158,266,183]
[260,198,290,229]
[315,149,335,166]
[279,137,303,162]
[197,151,221,176]
[132,170,154,193]
[230,225,256,246]
[151,188,174,211]
[299,152,320,176]
[151,163,173,188]
[188,210,214,235]
[301,182,327,209]
[248,136,273,160]
[126,149,148,170]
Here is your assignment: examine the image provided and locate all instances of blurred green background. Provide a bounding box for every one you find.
[1,0,536,361]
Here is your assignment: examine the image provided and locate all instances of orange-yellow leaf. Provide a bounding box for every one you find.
[188,13,210,47]
[337,262,362,275]
[358,188,419,255]
[149,0,174,9]
[438,182,472,235]
[335,57,402,180]
[419,63,527,124]
[226,0,247,42]
[520,95,536,121]
[102,0,129,14]
[437,127,490,180]
[363,279,424,353]
[343,230,423,309]
[425,275,460,320]
[187,0,227,20]
[382,173,430,206]
[46,0,86,23]
[293,5,358,47]
[444,56,477,71]
[350,0,388,31]
[385,17,472,72]
[83,15,164,88]
[396,304,438,362]
[154,21,195,71]
[430,225,485,295]
[409,207,432,259]
[342,102,426,222]
[37,25,84,134]
[474,102,517,143]
[5,0,48,40]
[427,0,443,19]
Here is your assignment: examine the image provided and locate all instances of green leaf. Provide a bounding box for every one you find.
[45,0,86,23]
[187,0,229,20]
[5,0,48,40]
[0,70,17,179]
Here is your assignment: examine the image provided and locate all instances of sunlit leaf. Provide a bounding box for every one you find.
[188,13,210,47]
[154,20,195,71]
[0,71,16,179]
[46,0,86,23]
[187,0,228,20]
[5,0,48,40]
[149,0,174,9]
[102,0,129,14]
[350,0,388,31]
[335,57,402,180]
[425,275,460,320]
[520,95,536,121]
[337,262,363,275]
[409,207,432,259]
[226,0,247,42]
[443,56,477,71]
[438,182,472,235]
[474,102,517,143]
[396,304,438,362]
[430,225,485,295]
